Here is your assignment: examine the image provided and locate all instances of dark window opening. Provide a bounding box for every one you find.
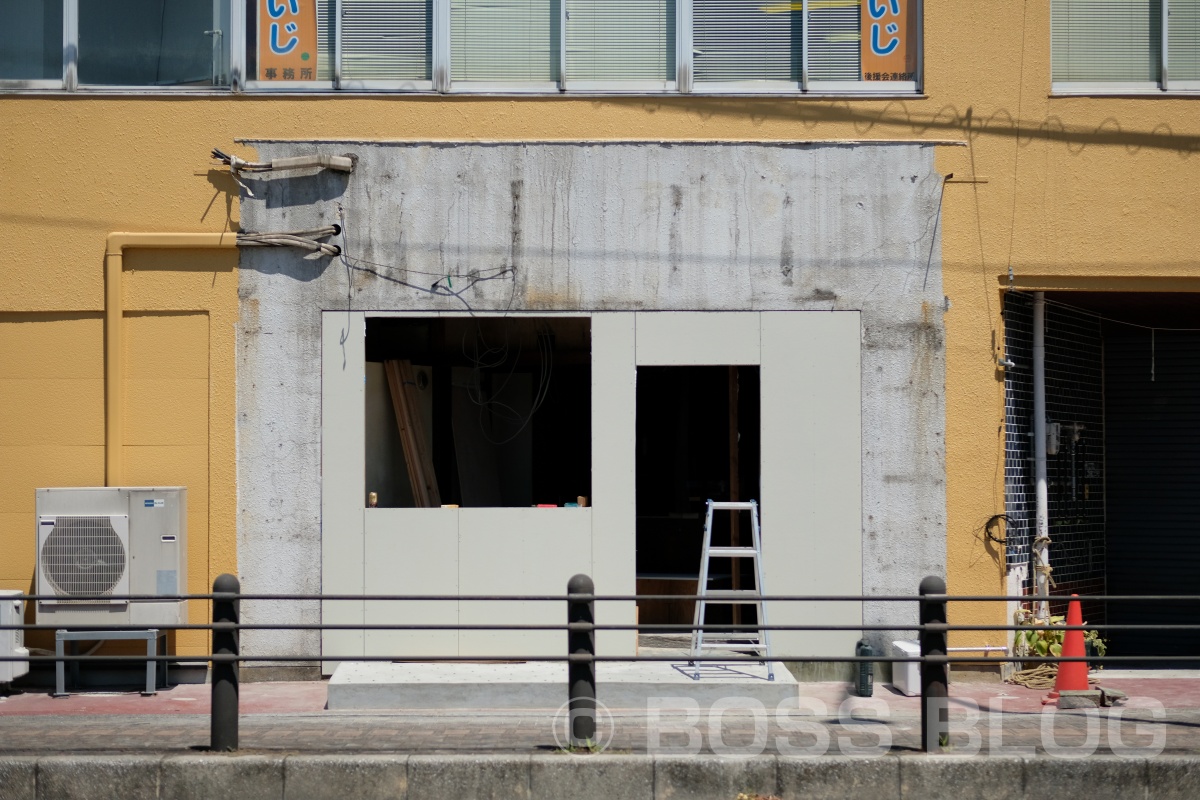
[635,365,760,630]
[365,316,591,509]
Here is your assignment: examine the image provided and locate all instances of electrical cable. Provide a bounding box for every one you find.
[238,227,342,257]
[982,513,1011,545]
[335,204,514,314]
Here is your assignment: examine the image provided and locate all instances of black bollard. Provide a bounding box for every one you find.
[567,573,596,747]
[211,573,240,752]
[919,575,948,753]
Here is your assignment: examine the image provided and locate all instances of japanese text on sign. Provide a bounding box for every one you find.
[860,0,916,80]
[259,0,318,81]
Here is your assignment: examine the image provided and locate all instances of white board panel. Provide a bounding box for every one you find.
[760,311,862,659]
[321,311,366,669]
[591,313,637,656]
[365,508,459,658]
[458,508,593,657]
[635,312,761,365]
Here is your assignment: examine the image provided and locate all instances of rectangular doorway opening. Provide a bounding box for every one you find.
[635,366,761,634]
[364,316,591,508]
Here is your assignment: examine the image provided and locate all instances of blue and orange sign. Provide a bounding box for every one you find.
[860,0,917,81]
[259,0,318,81]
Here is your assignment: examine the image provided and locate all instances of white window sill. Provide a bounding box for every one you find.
[1051,84,1200,97]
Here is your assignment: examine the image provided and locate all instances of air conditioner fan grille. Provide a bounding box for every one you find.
[41,516,127,600]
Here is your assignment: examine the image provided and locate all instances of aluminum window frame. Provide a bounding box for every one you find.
[1,0,929,94]
[1050,0,1200,95]
[302,0,920,94]
[241,0,335,91]
[1,0,238,92]
[75,0,236,92]
[0,0,71,91]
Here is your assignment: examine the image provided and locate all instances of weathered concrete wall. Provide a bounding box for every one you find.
[237,141,946,663]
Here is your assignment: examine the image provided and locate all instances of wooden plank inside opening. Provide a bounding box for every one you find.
[384,359,442,507]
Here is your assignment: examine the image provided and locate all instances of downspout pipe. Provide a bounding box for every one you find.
[1031,291,1051,620]
[104,232,236,486]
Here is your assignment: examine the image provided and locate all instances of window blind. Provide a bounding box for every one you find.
[808,0,860,81]
[693,0,800,83]
[451,0,559,82]
[1051,0,1161,83]
[1170,0,1200,80]
[341,0,431,80]
[565,0,674,82]
[317,0,336,80]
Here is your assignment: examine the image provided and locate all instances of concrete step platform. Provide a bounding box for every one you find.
[327,658,797,710]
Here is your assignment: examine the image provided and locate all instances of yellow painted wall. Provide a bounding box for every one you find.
[1,2,1197,655]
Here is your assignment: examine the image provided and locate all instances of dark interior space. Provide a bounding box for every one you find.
[365,316,591,508]
[1104,322,1200,662]
[635,366,760,627]
[1006,291,1200,662]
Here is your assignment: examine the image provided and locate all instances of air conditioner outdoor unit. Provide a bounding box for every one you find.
[0,590,30,684]
[35,488,187,627]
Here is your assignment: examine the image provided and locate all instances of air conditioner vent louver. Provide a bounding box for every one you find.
[36,488,185,626]
[41,516,127,601]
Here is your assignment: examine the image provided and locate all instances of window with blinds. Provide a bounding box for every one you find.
[565,0,675,83]
[693,0,801,83]
[233,0,927,92]
[808,0,861,82]
[1051,0,1161,84]
[0,0,942,92]
[341,0,432,81]
[1170,0,1200,82]
[451,0,560,83]
[316,0,337,81]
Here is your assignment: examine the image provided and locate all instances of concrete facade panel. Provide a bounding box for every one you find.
[365,508,459,658]
[239,141,945,662]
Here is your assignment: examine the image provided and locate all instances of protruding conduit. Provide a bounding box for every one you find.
[237,226,342,257]
[1032,291,1052,621]
[211,149,357,197]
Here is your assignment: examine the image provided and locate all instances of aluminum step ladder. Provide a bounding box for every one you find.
[688,500,774,681]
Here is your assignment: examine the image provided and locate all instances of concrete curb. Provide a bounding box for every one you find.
[0,754,1195,799]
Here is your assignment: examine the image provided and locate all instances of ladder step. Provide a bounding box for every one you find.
[691,498,772,673]
[694,644,767,652]
[706,547,759,557]
[699,590,762,602]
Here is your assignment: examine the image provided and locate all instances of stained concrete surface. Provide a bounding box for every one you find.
[237,140,947,667]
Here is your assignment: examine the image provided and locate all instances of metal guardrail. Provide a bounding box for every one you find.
[3,574,1200,753]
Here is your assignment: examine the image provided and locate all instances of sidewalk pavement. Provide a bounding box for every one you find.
[2,672,1199,757]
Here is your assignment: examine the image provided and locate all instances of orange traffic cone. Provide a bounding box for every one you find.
[1044,594,1088,705]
